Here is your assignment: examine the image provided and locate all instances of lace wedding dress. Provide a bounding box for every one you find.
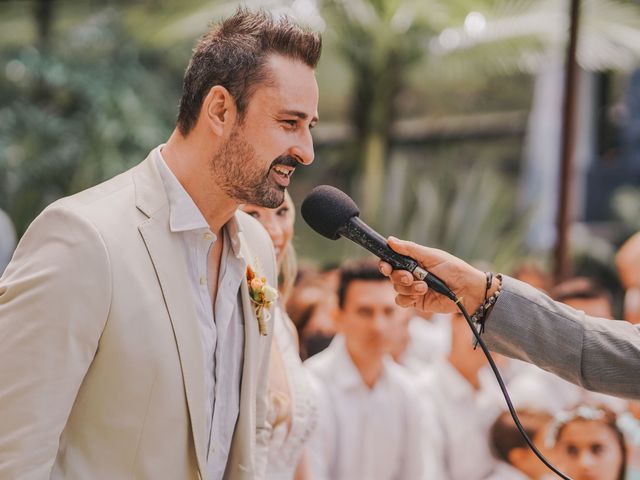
[264,306,318,479]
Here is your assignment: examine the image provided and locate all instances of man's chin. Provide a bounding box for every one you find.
[258,187,286,208]
[240,187,285,209]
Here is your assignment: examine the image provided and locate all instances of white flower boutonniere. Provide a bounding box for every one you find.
[246,265,278,336]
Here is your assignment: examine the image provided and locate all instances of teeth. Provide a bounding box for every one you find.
[273,166,293,177]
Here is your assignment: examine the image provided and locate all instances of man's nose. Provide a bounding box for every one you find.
[290,129,314,166]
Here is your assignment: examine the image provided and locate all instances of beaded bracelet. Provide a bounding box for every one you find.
[471,273,503,348]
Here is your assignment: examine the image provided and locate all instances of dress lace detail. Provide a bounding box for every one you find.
[265,306,318,479]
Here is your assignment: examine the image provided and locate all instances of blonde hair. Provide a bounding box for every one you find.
[278,192,297,303]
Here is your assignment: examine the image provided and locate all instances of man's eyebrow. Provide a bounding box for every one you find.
[278,110,319,123]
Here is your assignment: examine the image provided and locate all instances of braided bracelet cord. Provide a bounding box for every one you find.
[471,273,503,348]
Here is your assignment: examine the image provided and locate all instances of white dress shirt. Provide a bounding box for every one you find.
[399,313,452,374]
[156,150,246,480]
[483,462,530,480]
[416,360,504,480]
[305,335,424,480]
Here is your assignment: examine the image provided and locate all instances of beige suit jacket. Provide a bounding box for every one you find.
[0,152,276,479]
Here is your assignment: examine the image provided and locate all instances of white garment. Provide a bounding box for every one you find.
[416,360,503,480]
[400,314,452,373]
[305,335,424,480]
[156,151,246,480]
[264,307,318,479]
[482,462,529,480]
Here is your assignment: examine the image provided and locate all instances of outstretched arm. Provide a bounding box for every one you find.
[379,236,640,400]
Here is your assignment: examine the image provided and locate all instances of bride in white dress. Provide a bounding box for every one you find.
[241,193,318,480]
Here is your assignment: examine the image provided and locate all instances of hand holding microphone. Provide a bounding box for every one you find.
[379,237,498,315]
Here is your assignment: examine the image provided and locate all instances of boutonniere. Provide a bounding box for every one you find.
[246,265,278,336]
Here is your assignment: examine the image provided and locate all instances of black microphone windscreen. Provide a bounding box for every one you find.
[301,185,360,240]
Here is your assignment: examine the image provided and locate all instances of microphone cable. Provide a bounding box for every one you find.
[449,295,572,480]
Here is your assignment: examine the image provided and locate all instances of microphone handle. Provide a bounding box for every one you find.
[340,217,455,300]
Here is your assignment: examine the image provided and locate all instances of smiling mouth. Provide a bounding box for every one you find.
[272,165,295,179]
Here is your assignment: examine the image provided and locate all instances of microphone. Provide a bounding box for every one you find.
[300,185,455,300]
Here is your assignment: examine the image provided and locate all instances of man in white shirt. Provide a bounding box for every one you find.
[416,311,505,479]
[305,259,425,480]
[0,9,321,480]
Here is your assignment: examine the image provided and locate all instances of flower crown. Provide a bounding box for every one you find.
[544,405,607,448]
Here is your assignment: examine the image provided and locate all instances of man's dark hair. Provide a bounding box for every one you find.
[338,259,386,309]
[176,8,322,136]
[551,276,612,305]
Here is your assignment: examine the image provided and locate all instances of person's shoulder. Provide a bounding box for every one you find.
[303,343,338,379]
[57,165,137,215]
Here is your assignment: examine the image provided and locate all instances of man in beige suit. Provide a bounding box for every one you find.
[0,9,321,480]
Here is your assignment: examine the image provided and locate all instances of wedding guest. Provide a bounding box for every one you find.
[416,310,504,480]
[547,405,626,480]
[287,268,338,359]
[616,231,640,324]
[510,260,552,293]
[241,193,318,480]
[305,259,425,480]
[617,400,640,480]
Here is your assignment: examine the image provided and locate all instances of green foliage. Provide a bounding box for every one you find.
[0,10,180,235]
[385,155,531,271]
[430,0,640,75]
[295,153,531,271]
[320,0,439,220]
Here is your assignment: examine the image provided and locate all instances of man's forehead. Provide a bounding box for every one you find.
[344,280,396,306]
[253,54,319,119]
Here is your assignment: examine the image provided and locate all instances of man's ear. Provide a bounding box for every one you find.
[201,85,237,136]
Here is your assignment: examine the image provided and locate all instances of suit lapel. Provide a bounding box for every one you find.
[226,231,262,475]
[133,155,208,478]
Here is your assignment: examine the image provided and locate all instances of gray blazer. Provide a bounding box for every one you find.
[485,276,640,400]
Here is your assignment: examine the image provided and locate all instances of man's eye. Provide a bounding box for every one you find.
[276,207,289,216]
[282,120,297,128]
[246,211,260,219]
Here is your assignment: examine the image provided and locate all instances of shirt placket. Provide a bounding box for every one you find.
[198,229,217,459]
[210,242,244,460]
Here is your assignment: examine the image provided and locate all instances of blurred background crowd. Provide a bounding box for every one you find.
[3,0,640,478]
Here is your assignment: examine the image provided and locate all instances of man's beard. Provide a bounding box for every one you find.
[210,127,296,208]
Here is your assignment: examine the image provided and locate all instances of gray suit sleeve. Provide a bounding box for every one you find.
[484,276,640,399]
